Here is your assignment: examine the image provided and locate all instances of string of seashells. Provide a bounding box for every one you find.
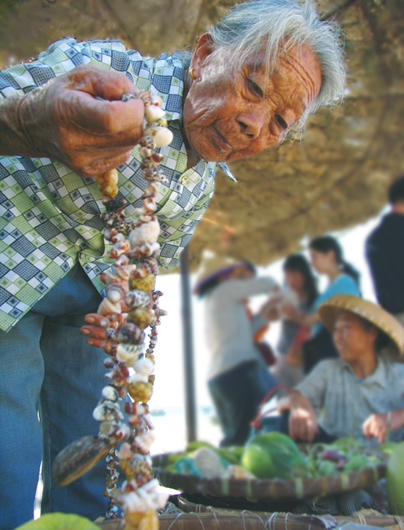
[53,90,174,530]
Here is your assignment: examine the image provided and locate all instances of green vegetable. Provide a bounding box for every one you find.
[317,460,338,476]
[15,513,99,530]
[185,440,241,465]
[343,454,370,472]
[241,432,307,479]
[186,440,216,452]
[333,437,361,453]
[378,442,397,456]
[215,447,242,465]
[226,445,245,463]
[387,441,404,514]
[167,451,191,463]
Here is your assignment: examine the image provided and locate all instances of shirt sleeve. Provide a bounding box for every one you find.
[0,38,135,99]
[251,314,268,335]
[390,364,404,409]
[156,172,216,270]
[296,360,330,409]
[216,276,279,303]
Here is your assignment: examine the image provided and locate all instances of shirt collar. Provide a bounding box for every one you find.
[152,52,184,123]
[341,356,388,388]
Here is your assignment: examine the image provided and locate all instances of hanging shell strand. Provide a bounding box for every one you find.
[53,90,172,530]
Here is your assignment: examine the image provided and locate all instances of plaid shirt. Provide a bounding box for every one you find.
[0,38,226,332]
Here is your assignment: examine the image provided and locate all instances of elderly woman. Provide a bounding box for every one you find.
[0,0,344,527]
[279,294,404,446]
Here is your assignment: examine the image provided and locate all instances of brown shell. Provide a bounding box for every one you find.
[123,510,159,530]
[127,381,153,402]
[53,435,111,486]
[127,307,154,329]
[129,274,155,292]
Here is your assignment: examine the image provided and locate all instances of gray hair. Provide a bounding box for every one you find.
[208,0,346,123]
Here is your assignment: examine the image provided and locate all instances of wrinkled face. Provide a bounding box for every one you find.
[284,270,305,293]
[333,312,377,362]
[183,36,322,162]
[309,248,334,274]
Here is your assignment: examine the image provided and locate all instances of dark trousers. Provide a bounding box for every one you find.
[208,360,276,447]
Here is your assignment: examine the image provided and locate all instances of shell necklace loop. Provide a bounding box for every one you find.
[53,90,173,530]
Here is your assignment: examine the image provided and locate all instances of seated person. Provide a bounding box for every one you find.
[265,254,318,388]
[278,294,404,445]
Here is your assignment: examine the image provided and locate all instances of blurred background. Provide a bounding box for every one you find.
[3,0,403,453]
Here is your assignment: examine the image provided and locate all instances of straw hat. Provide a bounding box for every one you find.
[318,294,404,357]
[193,252,250,294]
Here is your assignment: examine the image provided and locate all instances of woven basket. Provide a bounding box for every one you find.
[96,510,404,530]
[152,453,386,501]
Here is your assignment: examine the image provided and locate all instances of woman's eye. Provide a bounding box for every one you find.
[275,114,288,130]
[247,78,264,97]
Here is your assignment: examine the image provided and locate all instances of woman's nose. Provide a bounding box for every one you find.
[237,111,267,139]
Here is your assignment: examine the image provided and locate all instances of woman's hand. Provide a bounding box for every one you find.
[2,65,145,177]
[259,302,280,321]
[280,303,301,321]
[281,391,319,442]
[362,409,404,443]
[80,312,129,352]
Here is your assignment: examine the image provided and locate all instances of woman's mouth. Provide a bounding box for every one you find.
[212,127,233,154]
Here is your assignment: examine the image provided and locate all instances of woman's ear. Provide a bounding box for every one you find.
[189,33,215,79]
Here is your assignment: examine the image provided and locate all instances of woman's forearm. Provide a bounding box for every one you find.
[0,95,34,156]
[391,409,404,430]
[301,312,319,327]
[0,65,144,176]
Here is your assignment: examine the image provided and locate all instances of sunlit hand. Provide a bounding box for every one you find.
[281,303,301,321]
[287,392,319,442]
[285,349,301,366]
[17,64,145,177]
[259,299,280,321]
[363,412,392,443]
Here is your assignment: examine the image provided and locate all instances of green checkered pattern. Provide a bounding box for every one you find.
[0,38,218,332]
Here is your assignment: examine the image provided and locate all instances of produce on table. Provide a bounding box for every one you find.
[379,442,398,456]
[163,435,389,481]
[386,441,404,514]
[14,513,99,530]
[242,432,308,479]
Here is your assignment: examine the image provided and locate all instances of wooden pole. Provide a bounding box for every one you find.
[179,245,197,442]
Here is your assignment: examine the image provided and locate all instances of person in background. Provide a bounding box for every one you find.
[278,294,404,445]
[194,252,279,446]
[282,236,361,373]
[0,0,345,526]
[269,254,319,387]
[366,176,404,330]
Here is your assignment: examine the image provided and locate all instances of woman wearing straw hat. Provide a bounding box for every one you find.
[194,252,279,446]
[278,294,404,445]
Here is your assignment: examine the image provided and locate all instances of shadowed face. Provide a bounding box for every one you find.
[333,311,378,363]
[285,269,305,293]
[183,36,322,162]
[309,248,335,274]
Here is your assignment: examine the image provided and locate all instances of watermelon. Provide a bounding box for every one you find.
[387,441,404,514]
[14,513,99,530]
[241,432,307,479]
